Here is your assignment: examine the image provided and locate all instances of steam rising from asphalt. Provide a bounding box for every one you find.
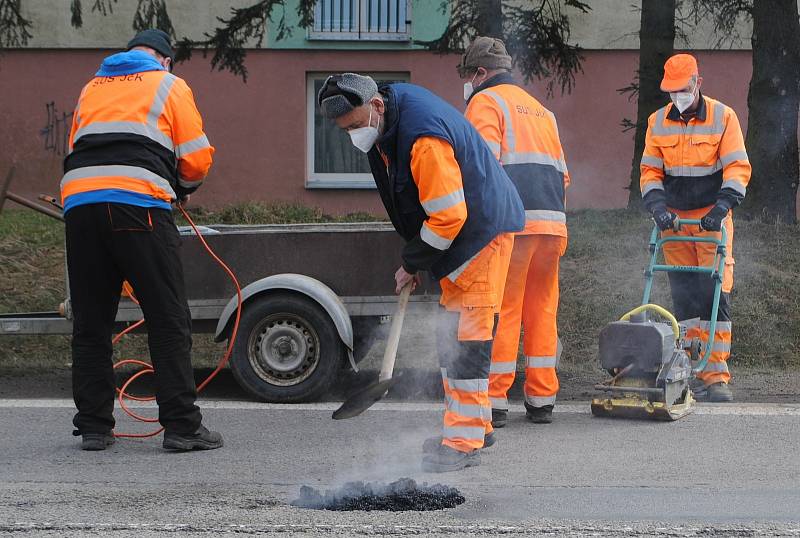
[300,309,461,494]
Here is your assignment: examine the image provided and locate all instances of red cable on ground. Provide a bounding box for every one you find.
[111,205,243,439]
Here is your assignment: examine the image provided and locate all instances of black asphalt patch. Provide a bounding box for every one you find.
[291,478,465,511]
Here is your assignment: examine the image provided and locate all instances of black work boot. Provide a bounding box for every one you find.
[525,403,554,424]
[491,408,508,428]
[705,382,734,402]
[422,430,496,453]
[422,444,480,473]
[163,425,223,451]
[689,378,708,400]
[81,432,115,451]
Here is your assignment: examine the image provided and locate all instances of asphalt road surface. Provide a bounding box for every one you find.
[1,400,799,537]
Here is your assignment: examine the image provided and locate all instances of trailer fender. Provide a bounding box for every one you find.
[214,273,357,372]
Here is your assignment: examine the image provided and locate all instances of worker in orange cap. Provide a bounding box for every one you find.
[458,36,569,426]
[640,53,751,402]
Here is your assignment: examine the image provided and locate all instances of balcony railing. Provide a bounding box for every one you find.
[309,0,411,41]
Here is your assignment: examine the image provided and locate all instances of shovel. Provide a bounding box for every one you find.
[332,282,412,420]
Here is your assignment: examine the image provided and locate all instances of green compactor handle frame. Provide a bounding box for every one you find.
[641,217,728,375]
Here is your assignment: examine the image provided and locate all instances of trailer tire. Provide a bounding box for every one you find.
[229,293,345,402]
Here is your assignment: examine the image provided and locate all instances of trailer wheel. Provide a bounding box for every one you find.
[229,293,345,402]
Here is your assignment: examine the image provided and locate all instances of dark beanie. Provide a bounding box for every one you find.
[126,29,173,60]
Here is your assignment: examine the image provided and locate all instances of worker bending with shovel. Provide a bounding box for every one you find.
[319,74,524,472]
[640,54,751,402]
[459,37,570,427]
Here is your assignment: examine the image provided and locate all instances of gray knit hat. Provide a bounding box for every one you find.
[457,36,512,76]
[318,73,379,119]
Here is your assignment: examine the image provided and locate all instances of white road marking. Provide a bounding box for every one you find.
[0,399,798,415]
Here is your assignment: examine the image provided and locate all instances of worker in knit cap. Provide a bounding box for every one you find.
[319,73,524,472]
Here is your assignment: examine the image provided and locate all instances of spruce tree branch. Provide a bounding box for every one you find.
[133,0,175,37]
[175,0,317,82]
[417,0,590,96]
[683,0,752,48]
[0,0,33,47]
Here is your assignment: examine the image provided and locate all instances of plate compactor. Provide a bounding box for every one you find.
[591,217,729,421]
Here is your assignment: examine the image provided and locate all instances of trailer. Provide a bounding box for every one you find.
[0,172,441,402]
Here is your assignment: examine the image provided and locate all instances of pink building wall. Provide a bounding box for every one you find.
[0,49,754,214]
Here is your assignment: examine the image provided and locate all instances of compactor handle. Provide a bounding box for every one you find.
[619,303,680,341]
[671,217,704,231]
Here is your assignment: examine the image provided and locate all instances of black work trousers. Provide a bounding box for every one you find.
[65,202,201,435]
[667,273,732,323]
[435,310,498,379]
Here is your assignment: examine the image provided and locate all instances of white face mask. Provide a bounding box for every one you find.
[463,71,479,101]
[348,105,379,153]
[670,83,697,113]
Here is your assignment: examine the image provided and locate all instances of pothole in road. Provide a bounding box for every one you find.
[290,478,465,511]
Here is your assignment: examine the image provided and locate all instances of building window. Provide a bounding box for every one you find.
[309,0,411,41]
[307,72,409,189]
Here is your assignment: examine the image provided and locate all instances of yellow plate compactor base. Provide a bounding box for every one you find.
[591,305,695,421]
[591,380,695,421]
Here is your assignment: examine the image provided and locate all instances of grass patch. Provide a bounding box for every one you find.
[560,209,800,370]
[179,201,382,226]
[1,204,798,371]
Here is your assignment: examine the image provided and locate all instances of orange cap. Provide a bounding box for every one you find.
[660,54,698,92]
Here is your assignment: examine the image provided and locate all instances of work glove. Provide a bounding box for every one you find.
[651,205,677,232]
[700,204,728,232]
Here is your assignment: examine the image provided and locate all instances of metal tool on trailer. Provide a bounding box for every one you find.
[0,168,64,221]
[591,217,729,420]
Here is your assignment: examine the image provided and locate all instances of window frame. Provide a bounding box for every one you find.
[305,71,409,190]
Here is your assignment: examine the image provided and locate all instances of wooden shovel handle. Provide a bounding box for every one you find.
[378,283,412,382]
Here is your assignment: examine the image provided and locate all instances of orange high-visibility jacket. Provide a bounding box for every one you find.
[465,74,569,237]
[376,135,469,255]
[640,94,750,212]
[62,52,213,212]
[410,136,469,252]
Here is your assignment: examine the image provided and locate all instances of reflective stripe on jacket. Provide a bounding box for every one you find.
[62,51,214,212]
[410,137,468,251]
[465,74,569,237]
[640,94,750,211]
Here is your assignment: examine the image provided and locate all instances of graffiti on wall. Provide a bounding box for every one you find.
[41,102,73,156]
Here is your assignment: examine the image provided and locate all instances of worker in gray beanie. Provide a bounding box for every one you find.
[318,73,379,120]
[318,72,524,473]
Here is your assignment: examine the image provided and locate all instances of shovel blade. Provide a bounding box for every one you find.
[332,375,401,420]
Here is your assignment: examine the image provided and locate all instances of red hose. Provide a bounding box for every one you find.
[112,205,243,438]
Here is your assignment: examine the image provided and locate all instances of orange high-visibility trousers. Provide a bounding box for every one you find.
[437,233,514,452]
[489,234,566,410]
[662,206,734,385]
